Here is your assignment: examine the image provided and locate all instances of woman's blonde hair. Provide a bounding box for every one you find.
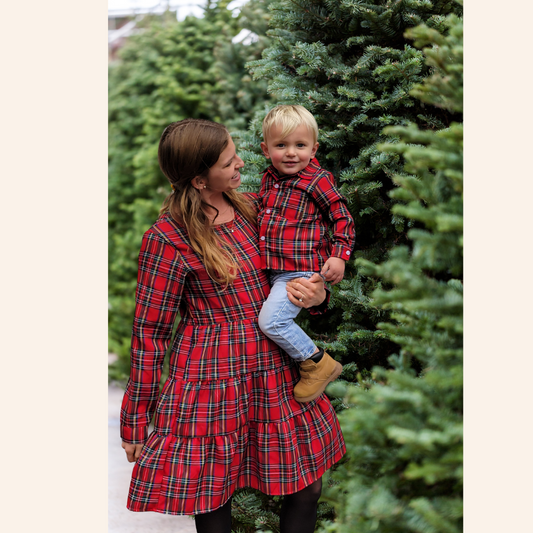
[158,119,256,286]
[262,105,319,144]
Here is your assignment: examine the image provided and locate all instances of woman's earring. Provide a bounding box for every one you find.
[203,185,207,189]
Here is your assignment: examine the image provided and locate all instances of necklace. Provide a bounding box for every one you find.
[210,203,231,218]
[208,204,236,232]
[206,202,230,221]
[227,206,235,233]
[216,203,232,217]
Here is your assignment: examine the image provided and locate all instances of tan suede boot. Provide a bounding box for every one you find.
[293,351,343,403]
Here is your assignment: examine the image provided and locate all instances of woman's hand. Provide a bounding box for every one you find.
[286,273,326,308]
[122,441,144,463]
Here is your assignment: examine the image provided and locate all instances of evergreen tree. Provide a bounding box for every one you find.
[322,11,463,532]
[108,1,271,378]
[241,0,463,371]
[213,0,276,131]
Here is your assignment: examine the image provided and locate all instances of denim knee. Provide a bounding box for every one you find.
[258,306,277,338]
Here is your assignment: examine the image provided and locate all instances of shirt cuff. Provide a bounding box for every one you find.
[332,245,352,260]
[120,425,148,444]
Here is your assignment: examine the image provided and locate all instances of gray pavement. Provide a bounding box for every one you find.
[109,383,196,533]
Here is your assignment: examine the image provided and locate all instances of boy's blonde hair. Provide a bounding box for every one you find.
[262,105,319,144]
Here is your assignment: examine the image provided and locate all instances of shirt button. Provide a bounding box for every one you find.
[346,251,351,256]
[266,209,271,214]
[260,236,265,241]
[274,184,279,188]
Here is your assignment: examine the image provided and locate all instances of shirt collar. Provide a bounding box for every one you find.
[266,158,321,180]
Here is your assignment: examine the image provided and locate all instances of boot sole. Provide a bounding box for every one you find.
[294,361,343,403]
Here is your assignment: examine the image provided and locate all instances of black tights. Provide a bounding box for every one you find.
[194,478,322,533]
[279,478,322,533]
[194,497,233,533]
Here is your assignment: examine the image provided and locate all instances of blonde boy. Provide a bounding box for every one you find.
[257,105,356,402]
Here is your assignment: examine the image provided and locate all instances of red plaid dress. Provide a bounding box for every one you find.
[120,194,346,516]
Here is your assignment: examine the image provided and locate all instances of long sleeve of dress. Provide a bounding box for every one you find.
[120,231,187,444]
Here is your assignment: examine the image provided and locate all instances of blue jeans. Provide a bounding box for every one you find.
[258,270,317,362]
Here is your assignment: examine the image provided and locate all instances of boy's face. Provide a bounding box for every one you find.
[261,123,319,176]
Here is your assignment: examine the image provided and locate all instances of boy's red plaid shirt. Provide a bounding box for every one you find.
[258,158,355,272]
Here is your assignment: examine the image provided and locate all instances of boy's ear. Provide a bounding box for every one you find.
[260,141,270,159]
[311,142,319,159]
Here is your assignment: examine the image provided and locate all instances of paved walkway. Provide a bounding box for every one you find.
[108,383,196,533]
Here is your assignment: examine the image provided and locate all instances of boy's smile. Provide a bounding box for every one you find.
[261,123,319,176]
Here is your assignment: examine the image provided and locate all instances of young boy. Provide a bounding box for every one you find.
[257,105,356,403]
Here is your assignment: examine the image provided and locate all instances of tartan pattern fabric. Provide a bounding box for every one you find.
[120,196,346,515]
[257,158,356,272]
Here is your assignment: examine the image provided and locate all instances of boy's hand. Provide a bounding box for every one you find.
[320,257,346,286]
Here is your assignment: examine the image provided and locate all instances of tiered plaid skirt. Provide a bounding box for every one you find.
[125,321,345,516]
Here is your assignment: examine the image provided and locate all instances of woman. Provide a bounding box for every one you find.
[120,119,346,533]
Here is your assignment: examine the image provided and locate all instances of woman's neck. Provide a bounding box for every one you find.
[201,192,233,224]
[203,192,227,210]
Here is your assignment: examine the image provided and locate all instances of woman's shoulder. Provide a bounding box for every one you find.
[240,192,260,212]
[241,191,259,201]
[144,213,191,252]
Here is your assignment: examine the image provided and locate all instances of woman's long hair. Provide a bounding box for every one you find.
[158,119,256,286]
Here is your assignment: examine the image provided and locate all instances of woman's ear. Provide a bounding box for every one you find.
[192,177,206,190]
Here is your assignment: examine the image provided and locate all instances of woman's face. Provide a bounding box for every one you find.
[203,137,244,193]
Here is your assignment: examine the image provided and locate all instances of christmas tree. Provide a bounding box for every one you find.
[322,11,463,532]
[212,0,276,131]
